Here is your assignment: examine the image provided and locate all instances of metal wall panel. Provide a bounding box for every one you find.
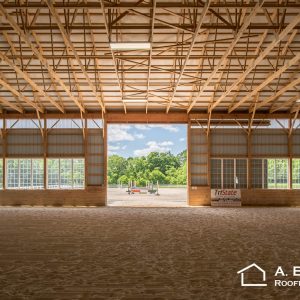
[86,129,104,186]
[252,129,288,156]
[6,129,43,156]
[292,129,300,156]
[211,129,247,156]
[190,128,208,186]
[47,129,84,156]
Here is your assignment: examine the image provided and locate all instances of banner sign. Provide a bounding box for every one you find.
[211,189,241,207]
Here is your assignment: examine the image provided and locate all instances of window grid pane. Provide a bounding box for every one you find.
[275,159,288,189]
[47,159,59,189]
[223,159,235,188]
[6,159,44,189]
[211,159,222,188]
[236,159,247,189]
[60,159,73,189]
[33,159,44,189]
[7,159,19,189]
[19,159,31,189]
[292,159,300,189]
[73,159,85,188]
[251,159,263,188]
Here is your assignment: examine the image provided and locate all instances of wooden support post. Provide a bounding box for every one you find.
[207,128,211,187]
[2,112,6,190]
[84,116,88,189]
[103,117,108,205]
[288,118,293,189]
[247,123,252,189]
[187,120,191,204]
[43,116,47,189]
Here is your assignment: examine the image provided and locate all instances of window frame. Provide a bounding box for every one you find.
[5,158,44,190]
[46,158,85,190]
[251,158,289,189]
[210,158,248,189]
[292,158,300,189]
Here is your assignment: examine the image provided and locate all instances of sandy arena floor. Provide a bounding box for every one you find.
[0,207,299,299]
[108,187,187,207]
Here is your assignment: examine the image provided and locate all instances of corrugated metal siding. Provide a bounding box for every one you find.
[211,129,247,156]
[87,129,104,186]
[47,129,84,156]
[252,129,288,156]
[6,129,43,156]
[292,129,300,156]
[190,128,208,186]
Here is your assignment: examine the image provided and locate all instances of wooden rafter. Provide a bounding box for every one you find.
[187,1,264,113]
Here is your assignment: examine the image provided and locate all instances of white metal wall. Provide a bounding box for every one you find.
[190,128,208,186]
[86,129,104,186]
[6,129,43,156]
[48,129,84,156]
[292,129,300,156]
[211,129,247,156]
[252,129,288,156]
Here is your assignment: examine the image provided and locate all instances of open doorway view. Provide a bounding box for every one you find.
[107,124,187,207]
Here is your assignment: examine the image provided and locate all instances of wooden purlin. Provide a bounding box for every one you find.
[0,3,85,113]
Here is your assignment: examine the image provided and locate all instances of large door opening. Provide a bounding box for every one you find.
[107,124,187,207]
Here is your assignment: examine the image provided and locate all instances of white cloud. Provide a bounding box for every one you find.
[109,145,120,151]
[179,138,185,142]
[134,133,145,139]
[134,124,179,132]
[134,125,150,130]
[134,141,174,156]
[149,124,179,132]
[108,125,134,142]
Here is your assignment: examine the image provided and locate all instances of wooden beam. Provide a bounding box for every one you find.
[250,76,300,112]
[187,1,265,113]
[270,95,299,113]
[0,96,23,113]
[0,52,64,113]
[0,78,43,113]
[106,112,188,123]
[45,0,105,112]
[209,12,300,112]
[0,3,85,112]
[166,1,210,112]
[229,53,300,112]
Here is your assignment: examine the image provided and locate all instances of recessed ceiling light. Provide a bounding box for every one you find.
[110,42,151,50]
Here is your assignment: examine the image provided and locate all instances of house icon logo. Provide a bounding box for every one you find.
[237,263,267,287]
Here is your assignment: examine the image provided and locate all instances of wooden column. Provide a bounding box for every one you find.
[84,116,88,189]
[207,130,211,187]
[2,113,6,190]
[103,117,108,205]
[247,128,252,189]
[43,116,47,189]
[288,118,293,189]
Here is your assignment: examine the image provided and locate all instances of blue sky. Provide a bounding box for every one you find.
[108,124,187,157]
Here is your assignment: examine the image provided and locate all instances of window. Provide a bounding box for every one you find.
[6,159,44,189]
[292,159,300,189]
[0,159,3,189]
[211,159,222,188]
[211,158,247,189]
[47,158,85,189]
[251,158,288,189]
